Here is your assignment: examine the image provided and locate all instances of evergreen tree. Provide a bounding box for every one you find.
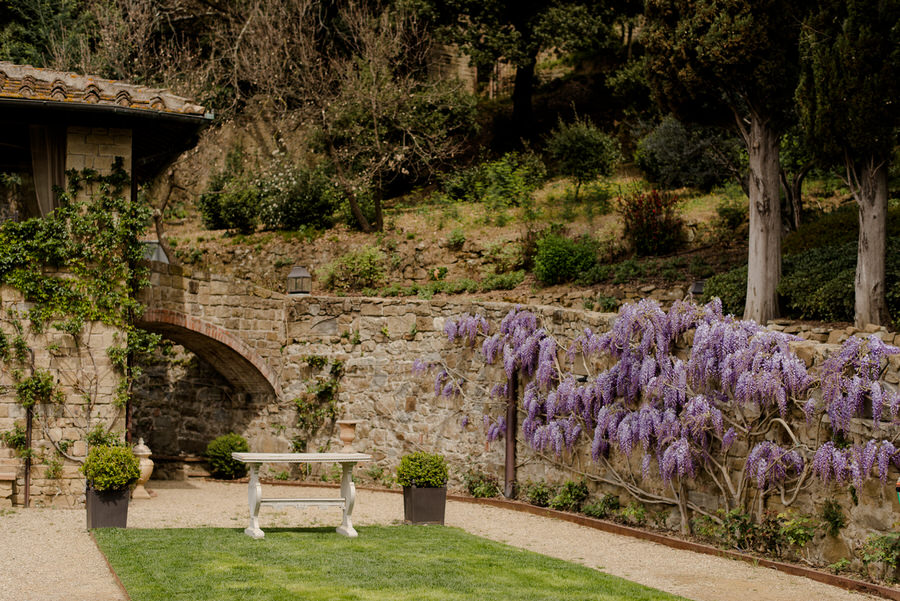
[796,0,900,326]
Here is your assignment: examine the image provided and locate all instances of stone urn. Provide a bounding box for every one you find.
[336,420,361,453]
[131,438,154,499]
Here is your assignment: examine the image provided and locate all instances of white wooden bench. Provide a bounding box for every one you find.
[231,452,372,539]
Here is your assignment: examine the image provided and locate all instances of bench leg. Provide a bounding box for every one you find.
[244,464,265,539]
[336,462,358,537]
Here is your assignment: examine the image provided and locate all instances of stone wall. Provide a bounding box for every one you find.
[13,257,900,562]
[0,285,123,507]
[130,287,900,564]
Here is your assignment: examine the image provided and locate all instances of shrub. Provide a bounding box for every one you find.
[217,183,260,235]
[715,197,748,232]
[258,164,338,231]
[447,228,466,251]
[198,146,260,234]
[463,470,501,497]
[440,152,546,208]
[480,270,525,291]
[783,203,900,255]
[205,433,250,480]
[547,116,621,201]
[703,265,748,316]
[777,244,856,321]
[581,493,620,519]
[319,246,385,291]
[80,445,140,491]
[708,239,900,322]
[396,452,448,488]
[548,480,589,512]
[635,116,735,191]
[618,501,647,526]
[617,189,683,256]
[534,234,598,285]
[577,263,613,286]
[521,480,555,507]
[862,533,900,580]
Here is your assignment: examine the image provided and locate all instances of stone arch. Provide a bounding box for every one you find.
[136,309,281,397]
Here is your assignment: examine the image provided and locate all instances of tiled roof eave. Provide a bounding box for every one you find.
[0,61,208,118]
[0,96,213,123]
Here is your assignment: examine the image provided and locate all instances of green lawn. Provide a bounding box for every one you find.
[93,526,689,601]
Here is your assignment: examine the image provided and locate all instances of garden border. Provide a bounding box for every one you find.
[447,494,900,601]
[89,530,132,601]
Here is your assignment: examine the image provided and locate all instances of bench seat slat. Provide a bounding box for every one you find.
[260,498,346,508]
[233,452,372,463]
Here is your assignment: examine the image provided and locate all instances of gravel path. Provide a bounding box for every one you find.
[0,480,884,601]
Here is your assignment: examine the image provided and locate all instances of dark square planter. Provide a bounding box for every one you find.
[402,486,446,525]
[86,485,130,529]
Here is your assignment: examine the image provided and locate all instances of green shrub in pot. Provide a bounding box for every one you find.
[80,445,140,492]
[396,452,448,488]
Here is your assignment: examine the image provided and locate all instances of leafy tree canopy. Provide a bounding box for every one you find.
[643,0,809,129]
[796,0,900,166]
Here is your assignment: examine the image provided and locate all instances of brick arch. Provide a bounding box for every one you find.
[136,309,281,397]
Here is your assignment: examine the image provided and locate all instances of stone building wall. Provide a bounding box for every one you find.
[0,125,133,507]
[11,253,900,561]
[0,284,123,507]
[65,126,132,184]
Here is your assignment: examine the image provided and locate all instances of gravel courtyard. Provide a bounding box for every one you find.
[0,479,882,601]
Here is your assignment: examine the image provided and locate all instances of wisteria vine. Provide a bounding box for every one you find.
[422,299,900,531]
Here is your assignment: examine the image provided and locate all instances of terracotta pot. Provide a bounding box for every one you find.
[86,484,130,529]
[336,420,361,453]
[402,486,446,525]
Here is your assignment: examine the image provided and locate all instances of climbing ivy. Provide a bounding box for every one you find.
[0,159,149,330]
[0,160,156,481]
[292,356,344,451]
[14,370,60,408]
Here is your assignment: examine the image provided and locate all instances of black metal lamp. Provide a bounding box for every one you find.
[287,265,312,295]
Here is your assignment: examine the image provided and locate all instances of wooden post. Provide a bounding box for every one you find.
[504,371,518,498]
[24,406,32,508]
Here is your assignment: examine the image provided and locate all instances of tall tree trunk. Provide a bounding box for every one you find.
[853,158,890,327]
[743,115,782,324]
[512,60,536,134]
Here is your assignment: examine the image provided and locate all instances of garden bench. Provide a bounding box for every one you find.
[231,452,372,539]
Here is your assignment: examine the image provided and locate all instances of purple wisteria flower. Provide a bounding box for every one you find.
[746,441,804,490]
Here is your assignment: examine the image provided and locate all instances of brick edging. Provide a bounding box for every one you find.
[89,530,132,601]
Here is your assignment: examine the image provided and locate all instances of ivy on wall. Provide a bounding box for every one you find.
[291,355,344,452]
[0,159,158,490]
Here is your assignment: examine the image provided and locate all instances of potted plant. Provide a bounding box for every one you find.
[397,451,448,525]
[81,444,140,528]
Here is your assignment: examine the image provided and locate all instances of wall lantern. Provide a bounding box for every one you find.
[287,265,312,295]
[141,240,169,264]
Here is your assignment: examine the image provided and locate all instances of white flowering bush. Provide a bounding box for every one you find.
[256,158,338,231]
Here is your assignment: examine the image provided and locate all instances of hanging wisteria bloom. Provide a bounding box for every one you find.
[820,336,900,434]
[418,298,900,514]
